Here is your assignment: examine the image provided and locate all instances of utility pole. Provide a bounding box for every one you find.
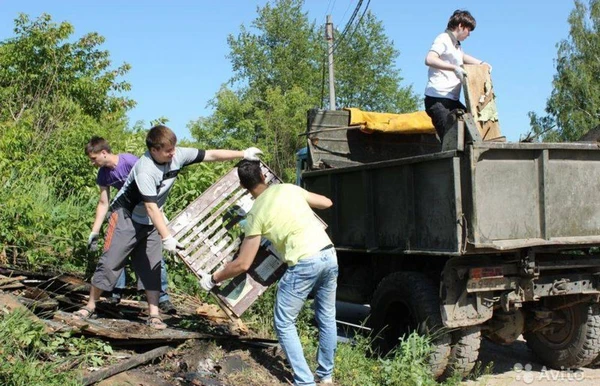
[326,15,336,110]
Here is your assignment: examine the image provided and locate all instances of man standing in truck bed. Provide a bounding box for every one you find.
[424,9,491,145]
[200,160,338,385]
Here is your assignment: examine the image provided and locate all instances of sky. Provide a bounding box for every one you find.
[0,0,577,142]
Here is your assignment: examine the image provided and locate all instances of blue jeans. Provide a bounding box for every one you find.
[113,258,170,303]
[275,247,338,386]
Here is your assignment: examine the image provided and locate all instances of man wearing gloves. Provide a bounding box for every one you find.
[424,9,491,145]
[85,137,175,313]
[200,160,338,385]
[74,125,262,329]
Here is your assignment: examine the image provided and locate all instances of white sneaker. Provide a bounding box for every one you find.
[316,377,333,384]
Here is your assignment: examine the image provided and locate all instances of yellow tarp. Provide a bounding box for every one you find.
[345,107,436,135]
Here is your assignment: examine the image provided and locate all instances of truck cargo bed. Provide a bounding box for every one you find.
[303,141,600,255]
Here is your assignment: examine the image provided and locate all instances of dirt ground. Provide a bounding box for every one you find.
[466,337,600,386]
[94,335,600,386]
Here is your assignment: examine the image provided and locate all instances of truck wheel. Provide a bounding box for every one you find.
[524,303,600,369]
[369,272,451,379]
[440,326,481,380]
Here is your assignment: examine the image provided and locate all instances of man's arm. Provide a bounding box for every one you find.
[91,186,110,234]
[144,202,171,239]
[203,150,244,162]
[202,147,263,162]
[212,235,261,283]
[305,191,333,210]
[425,51,457,71]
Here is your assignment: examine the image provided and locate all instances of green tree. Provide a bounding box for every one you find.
[0,13,135,196]
[0,13,138,265]
[528,0,600,141]
[190,0,418,179]
[334,11,419,113]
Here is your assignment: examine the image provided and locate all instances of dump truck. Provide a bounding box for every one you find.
[300,108,600,379]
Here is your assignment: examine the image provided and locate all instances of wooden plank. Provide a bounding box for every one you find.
[80,345,173,386]
[463,64,503,141]
[0,293,53,333]
[53,311,212,340]
[168,162,288,317]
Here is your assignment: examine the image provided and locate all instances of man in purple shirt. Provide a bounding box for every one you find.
[85,137,175,314]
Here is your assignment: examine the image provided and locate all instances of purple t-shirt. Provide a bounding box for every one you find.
[96,153,138,190]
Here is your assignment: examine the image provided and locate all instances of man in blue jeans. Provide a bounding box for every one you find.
[200,160,338,385]
[85,136,175,314]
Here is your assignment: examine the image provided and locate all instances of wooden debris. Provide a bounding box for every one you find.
[168,163,287,318]
[463,64,503,141]
[80,345,174,386]
[0,274,26,285]
[196,301,249,336]
[0,293,53,333]
[54,310,214,341]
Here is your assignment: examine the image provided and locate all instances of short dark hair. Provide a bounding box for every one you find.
[447,10,476,31]
[85,136,111,155]
[237,160,263,190]
[146,125,177,150]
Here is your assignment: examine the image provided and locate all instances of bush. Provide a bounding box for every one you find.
[0,170,94,270]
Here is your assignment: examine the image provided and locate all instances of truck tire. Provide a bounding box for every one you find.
[369,271,451,379]
[440,326,481,380]
[523,303,600,369]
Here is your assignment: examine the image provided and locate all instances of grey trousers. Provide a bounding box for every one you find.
[91,207,162,292]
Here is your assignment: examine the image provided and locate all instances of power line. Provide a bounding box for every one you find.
[331,0,363,54]
[342,0,371,48]
[319,0,371,109]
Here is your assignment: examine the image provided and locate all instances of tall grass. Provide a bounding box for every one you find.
[0,307,117,386]
[0,170,95,270]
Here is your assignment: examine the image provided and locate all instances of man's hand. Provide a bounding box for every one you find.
[199,271,216,292]
[87,232,100,252]
[243,147,263,161]
[453,66,467,82]
[162,235,183,253]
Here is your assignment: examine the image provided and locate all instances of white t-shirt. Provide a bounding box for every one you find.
[424,32,464,100]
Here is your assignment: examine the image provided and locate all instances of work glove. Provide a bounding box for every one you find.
[87,232,100,252]
[453,66,467,82]
[243,147,263,161]
[162,235,184,254]
[199,271,217,292]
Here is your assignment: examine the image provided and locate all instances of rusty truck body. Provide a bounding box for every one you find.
[300,109,600,378]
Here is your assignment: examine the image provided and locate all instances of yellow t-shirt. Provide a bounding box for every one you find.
[244,184,331,266]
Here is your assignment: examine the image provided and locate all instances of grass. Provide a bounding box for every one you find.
[242,293,474,386]
[0,307,116,386]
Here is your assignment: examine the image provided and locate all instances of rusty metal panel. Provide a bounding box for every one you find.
[306,109,441,168]
[468,142,600,250]
[304,136,600,255]
[303,151,462,254]
[167,162,286,317]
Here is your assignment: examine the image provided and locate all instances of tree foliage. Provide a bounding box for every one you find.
[333,11,418,113]
[0,13,138,265]
[190,0,418,179]
[528,0,600,141]
[0,13,135,196]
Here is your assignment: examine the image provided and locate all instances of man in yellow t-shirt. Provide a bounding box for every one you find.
[200,160,338,386]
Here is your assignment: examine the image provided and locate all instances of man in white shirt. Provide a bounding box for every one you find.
[424,10,491,146]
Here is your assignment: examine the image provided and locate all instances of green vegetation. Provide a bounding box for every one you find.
[190,0,419,180]
[0,308,114,386]
[528,0,600,141]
